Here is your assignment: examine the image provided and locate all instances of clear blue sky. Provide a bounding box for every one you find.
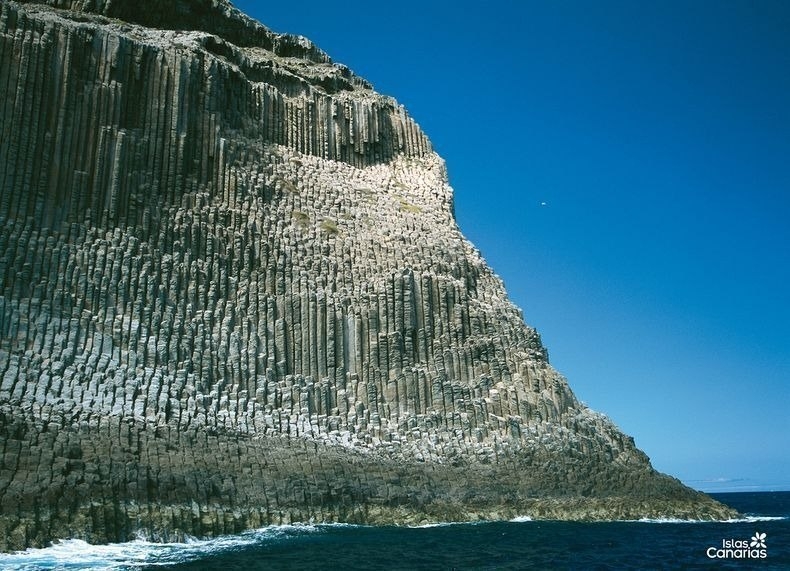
[233,0,790,492]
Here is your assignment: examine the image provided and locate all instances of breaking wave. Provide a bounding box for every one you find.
[631,515,787,524]
[0,511,786,569]
[0,524,326,570]
[725,516,788,523]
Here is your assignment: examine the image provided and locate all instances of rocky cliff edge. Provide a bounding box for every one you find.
[0,0,736,550]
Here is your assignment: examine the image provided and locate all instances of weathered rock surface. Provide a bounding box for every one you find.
[0,0,736,551]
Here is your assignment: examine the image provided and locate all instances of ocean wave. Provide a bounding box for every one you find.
[630,515,788,524]
[409,521,474,529]
[723,515,788,523]
[630,518,708,524]
[0,524,326,570]
[509,516,534,523]
[407,520,494,529]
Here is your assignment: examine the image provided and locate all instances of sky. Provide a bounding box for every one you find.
[233,0,790,493]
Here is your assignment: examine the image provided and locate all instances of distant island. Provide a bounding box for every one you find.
[0,0,735,550]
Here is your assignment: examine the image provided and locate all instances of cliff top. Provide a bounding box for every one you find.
[16,0,375,93]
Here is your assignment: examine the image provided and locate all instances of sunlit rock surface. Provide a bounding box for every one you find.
[0,0,736,550]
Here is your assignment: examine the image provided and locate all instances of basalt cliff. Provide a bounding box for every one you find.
[0,0,735,550]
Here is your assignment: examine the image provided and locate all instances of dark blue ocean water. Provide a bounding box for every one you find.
[1,492,787,570]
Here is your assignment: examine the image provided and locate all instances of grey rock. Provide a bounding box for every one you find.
[0,0,735,551]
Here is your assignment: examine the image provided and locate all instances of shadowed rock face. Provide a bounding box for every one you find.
[0,0,735,550]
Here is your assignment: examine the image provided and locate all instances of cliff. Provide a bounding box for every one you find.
[0,0,735,550]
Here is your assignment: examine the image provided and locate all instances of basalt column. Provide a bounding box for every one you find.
[0,0,735,551]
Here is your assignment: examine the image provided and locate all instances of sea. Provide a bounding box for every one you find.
[0,492,787,570]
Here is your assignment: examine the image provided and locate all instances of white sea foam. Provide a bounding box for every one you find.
[632,518,710,524]
[509,516,533,523]
[0,524,324,570]
[630,515,787,524]
[409,522,460,529]
[408,520,490,529]
[723,515,787,523]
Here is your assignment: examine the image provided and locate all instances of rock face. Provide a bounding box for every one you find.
[0,0,735,551]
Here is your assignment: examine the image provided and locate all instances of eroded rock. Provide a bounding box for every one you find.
[0,0,735,550]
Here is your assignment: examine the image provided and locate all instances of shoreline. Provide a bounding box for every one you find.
[0,495,739,552]
[0,413,738,552]
[5,500,783,561]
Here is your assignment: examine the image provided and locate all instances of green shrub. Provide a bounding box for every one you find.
[320,219,339,235]
[398,198,422,214]
[292,210,309,226]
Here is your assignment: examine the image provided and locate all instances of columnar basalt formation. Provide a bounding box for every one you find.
[0,0,735,551]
